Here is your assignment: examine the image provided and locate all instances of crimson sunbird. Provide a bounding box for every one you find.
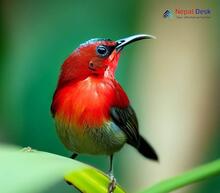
[51,34,158,192]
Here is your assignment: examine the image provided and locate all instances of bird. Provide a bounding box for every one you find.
[51,34,158,192]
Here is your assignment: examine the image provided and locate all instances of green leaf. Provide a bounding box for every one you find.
[140,159,220,193]
[65,168,125,193]
[0,144,126,193]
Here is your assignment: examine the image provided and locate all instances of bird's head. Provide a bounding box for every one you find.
[58,34,155,87]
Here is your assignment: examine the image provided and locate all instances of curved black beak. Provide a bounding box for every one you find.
[115,34,156,52]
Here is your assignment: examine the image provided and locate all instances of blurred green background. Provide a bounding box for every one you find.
[0,0,220,193]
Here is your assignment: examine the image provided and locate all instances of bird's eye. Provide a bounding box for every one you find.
[96,45,108,57]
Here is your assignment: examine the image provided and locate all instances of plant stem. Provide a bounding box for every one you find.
[140,159,220,193]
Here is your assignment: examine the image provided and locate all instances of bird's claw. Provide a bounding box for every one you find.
[108,173,116,193]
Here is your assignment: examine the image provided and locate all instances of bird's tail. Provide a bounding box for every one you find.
[137,135,159,161]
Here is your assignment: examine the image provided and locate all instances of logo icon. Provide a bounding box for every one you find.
[163,10,173,18]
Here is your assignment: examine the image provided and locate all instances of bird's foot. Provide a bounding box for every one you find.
[70,153,78,159]
[108,173,116,193]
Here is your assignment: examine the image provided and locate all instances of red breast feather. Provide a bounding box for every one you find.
[51,76,129,130]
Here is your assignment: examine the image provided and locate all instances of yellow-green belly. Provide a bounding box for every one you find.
[55,120,127,155]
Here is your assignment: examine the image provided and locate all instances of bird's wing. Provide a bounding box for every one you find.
[110,105,139,146]
[110,105,159,161]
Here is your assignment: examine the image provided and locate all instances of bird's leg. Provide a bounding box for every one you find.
[70,153,78,159]
[65,154,77,186]
[108,154,116,193]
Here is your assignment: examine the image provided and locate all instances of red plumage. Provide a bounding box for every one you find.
[51,39,129,129]
[51,76,129,128]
